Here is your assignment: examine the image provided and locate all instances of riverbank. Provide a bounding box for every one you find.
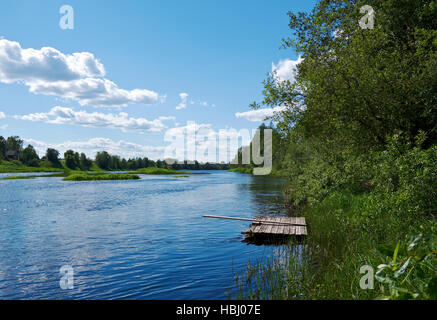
[134,168,209,175]
[1,171,141,181]
[0,166,208,181]
[229,167,287,177]
[0,161,64,173]
[236,189,436,300]
[64,172,140,181]
[235,143,437,300]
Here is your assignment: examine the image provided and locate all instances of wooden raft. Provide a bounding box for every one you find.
[202,215,307,243]
[241,216,307,241]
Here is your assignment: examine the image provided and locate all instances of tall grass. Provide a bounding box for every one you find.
[235,191,436,300]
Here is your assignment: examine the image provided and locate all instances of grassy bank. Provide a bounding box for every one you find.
[229,167,287,177]
[134,167,208,175]
[0,161,64,173]
[0,173,66,180]
[235,143,437,300]
[0,169,140,181]
[63,172,140,181]
[236,191,436,300]
[229,167,253,174]
[134,167,187,175]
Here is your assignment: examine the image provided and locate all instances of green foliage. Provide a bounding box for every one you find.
[228,167,253,174]
[133,167,208,175]
[63,172,140,181]
[134,167,181,175]
[5,136,23,152]
[45,148,61,167]
[0,136,6,159]
[95,151,111,170]
[79,153,92,171]
[375,232,437,300]
[20,145,39,166]
[64,150,80,169]
[236,0,437,300]
[0,173,66,180]
[0,161,63,173]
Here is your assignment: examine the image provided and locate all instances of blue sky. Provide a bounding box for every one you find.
[0,0,316,160]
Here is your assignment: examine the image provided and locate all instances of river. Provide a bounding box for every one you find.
[0,171,288,299]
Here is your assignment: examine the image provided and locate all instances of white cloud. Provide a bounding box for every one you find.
[175,93,215,110]
[164,122,252,163]
[0,39,159,107]
[24,137,166,160]
[176,93,189,110]
[235,106,285,122]
[16,106,174,133]
[271,57,303,83]
[199,101,216,108]
[0,111,5,119]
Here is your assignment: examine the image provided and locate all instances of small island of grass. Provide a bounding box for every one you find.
[63,172,140,181]
[1,171,140,181]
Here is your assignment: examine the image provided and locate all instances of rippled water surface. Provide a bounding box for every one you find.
[0,171,287,299]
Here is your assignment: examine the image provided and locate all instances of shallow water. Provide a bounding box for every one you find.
[0,171,289,299]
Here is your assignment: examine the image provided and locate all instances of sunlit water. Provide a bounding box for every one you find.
[0,171,289,299]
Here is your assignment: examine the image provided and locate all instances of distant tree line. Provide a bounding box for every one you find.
[0,135,229,171]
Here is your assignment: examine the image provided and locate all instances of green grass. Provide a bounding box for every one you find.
[63,172,140,181]
[229,167,253,174]
[0,173,66,180]
[1,175,39,180]
[229,167,287,177]
[172,175,190,178]
[89,162,105,171]
[0,161,64,173]
[134,167,208,175]
[0,166,140,182]
[134,167,183,175]
[235,191,436,300]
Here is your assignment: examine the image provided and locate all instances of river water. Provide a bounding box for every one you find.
[0,171,288,299]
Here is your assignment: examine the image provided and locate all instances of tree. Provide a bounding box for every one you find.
[64,150,80,169]
[20,145,39,166]
[247,0,437,204]
[6,136,23,152]
[0,136,5,159]
[121,158,128,170]
[46,148,61,167]
[257,0,437,153]
[79,153,92,171]
[95,151,111,170]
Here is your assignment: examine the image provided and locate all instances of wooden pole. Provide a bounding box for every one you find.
[202,215,306,226]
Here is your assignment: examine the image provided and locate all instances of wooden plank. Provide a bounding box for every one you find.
[258,217,271,234]
[277,218,285,235]
[272,217,281,234]
[283,222,291,235]
[242,216,307,239]
[252,224,263,233]
[263,223,273,234]
[276,217,284,234]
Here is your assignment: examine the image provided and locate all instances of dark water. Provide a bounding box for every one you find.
[0,171,288,299]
